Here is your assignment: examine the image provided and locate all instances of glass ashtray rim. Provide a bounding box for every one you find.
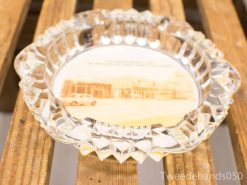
[14,9,240,163]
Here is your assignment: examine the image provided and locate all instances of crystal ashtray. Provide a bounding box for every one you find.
[14,9,240,163]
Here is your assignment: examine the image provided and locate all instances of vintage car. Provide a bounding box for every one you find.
[61,94,97,106]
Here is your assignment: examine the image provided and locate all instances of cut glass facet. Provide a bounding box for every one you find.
[14,9,240,163]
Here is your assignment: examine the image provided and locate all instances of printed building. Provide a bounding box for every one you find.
[61,75,195,100]
[61,80,112,98]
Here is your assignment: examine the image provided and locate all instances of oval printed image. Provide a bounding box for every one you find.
[52,45,199,127]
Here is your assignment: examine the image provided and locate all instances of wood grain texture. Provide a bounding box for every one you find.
[93,0,132,10]
[197,0,247,184]
[76,1,137,184]
[0,0,76,185]
[0,0,31,94]
[150,0,185,19]
[164,142,217,185]
[0,0,31,111]
[77,154,137,185]
[150,0,217,184]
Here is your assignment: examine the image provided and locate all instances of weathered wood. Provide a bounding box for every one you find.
[0,0,31,111]
[0,0,31,94]
[197,0,247,184]
[164,142,217,185]
[76,1,137,184]
[93,0,132,10]
[150,0,185,19]
[150,0,217,184]
[0,0,76,185]
[77,154,137,185]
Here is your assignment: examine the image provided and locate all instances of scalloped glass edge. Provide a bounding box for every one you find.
[14,9,240,163]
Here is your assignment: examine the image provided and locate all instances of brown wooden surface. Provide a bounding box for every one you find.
[76,0,137,184]
[0,0,31,111]
[197,0,247,184]
[150,0,185,19]
[0,0,76,185]
[150,0,217,184]
[77,154,137,185]
[164,142,217,185]
[0,0,31,94]
[93,0,132,10]
[0,0,245,184]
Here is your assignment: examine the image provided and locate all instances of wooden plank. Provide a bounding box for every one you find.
[77,154,137,185]
[0,0,31,94]
[93,0,132,10]
[76,1,137,185]
[150,0,217,185]
[150,0,185,19]
[0,0,76,185]
[197,0,247,184]
[164,142,217,185]
[0,0,31,111]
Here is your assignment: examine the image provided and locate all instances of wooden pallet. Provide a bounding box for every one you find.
[0,0,246,184]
